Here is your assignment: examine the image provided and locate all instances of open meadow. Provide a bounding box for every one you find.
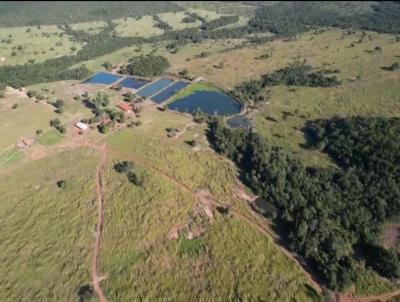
[0,25,83,66]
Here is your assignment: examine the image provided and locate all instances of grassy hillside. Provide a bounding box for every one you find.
[0,148,98,302]
[100,129,318,301]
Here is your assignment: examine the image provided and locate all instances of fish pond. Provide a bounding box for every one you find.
[119,77,150,90]
[151,81,189,104]
[136,78,173,98]
[83,72,122,85]
[167,90,241,116]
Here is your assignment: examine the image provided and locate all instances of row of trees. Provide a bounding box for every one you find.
[152,15,172,31]
[200,15,239,31]
[207,116,400,290]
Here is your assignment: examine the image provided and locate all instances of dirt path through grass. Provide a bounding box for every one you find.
[105,145,324,294]
[91,143,108,302]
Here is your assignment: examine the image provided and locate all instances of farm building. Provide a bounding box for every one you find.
[75,122,88,130]
[117,102,132,112]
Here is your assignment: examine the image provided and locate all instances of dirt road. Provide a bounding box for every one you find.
[91,144,108,302]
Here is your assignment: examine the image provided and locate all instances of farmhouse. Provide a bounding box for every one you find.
[75,121,88,130]
[117,102,132,112]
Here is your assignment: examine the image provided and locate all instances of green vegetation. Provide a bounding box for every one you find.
[0,25,82,66]
[208,115,400,290]
[0,99,56,151]
[249,1,400,37]
[0,1,182,27]
[201,15,239,31]
[177,237,204,257]
[169,83,220,102]
[121,54,170,77]
[38,130,63,146]
[0,149,98,301]
[0,148,24,170]
[232,62,341,105]
[100,129,317,301]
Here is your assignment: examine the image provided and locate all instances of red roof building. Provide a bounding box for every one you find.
[117,102,132,112]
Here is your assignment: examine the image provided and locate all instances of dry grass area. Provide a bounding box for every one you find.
[113,15,163,38]
[166,29,399,88]
[70,20,107,34]
[0,96,56,152]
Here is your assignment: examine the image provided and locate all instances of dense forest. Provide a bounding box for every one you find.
[121,55,170,77]
[0,1,182,26]
[207,116,400,290]
[249,1,400,37]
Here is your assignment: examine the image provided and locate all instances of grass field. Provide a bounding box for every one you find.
[178,1,257,18]
[0,25,83,66]
[38,130,64,146]
[0,147,24,170]
[0,97,56,152]
[99,129,318,301]
[166,29,399,88]
[70,21,107,34]
[114,15,164,38]
[157,12,202,30]
[0,148,98,302]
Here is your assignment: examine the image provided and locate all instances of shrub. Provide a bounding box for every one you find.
[177,237,204,257]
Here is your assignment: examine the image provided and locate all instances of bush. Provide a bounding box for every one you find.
[27,90,37,98]
[49,118,61,128]
[57,180,67,189]
[58,125,66,134]
[98,124,110,134]
[12,103,18,109]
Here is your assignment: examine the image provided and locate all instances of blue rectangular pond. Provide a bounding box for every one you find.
[136,78,173,98]
[83,72,122,85]
[119,77,150,90]
[151,81,189,104]
[168,90,241,116]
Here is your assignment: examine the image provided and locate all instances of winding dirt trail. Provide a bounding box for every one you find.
[336,288,400,302]
[104,146,323,293]
[91,144,108,302]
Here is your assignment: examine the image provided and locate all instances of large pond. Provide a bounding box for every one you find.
[136,78,173,98]
[167,90,241,116]
[83,72,122,85]
[119,77,150,90]
[151,81,189,104]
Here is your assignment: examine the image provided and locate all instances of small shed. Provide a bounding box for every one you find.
[75,122,88,130]
[117,102,132,112]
